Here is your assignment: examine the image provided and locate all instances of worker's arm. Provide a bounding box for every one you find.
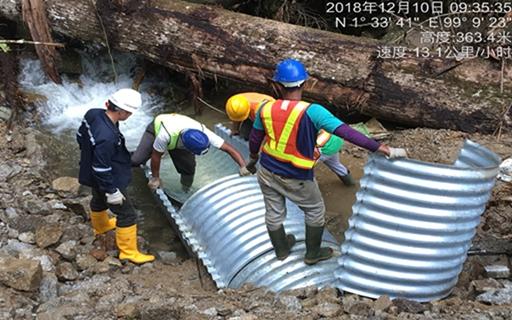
[148,148,164,189]
[91,139,117,194]
[220,142,246,167]
[150,148,164,178]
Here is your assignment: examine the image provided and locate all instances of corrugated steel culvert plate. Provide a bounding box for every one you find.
[335,140,501,302]
[179,174,340,291]
[148,124,341,292]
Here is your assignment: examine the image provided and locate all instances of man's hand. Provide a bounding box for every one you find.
[239,166,252,176]
[106,189,125,206]
[148,177,161,190]
[246,157,258,174]
[388,147,408,159]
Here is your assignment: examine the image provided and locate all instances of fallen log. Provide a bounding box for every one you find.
[1,0,511,133]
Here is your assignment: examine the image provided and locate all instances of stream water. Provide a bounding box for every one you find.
[18,51,359,256]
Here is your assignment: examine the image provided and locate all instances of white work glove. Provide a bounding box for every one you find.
[388,147,408,159]
[148,177,161,190]
[106,189,125,206]
[239,166,252,176]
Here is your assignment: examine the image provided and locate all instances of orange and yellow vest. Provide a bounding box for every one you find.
[241,92,275,121]
[260,100,316,169]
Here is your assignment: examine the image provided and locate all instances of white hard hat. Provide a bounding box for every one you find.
[108,88,142,113]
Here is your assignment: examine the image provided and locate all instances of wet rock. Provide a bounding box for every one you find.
[56,262,79,281]
[158,251,177,264]
[52,176,80,195]
[0,163,21,182]
[277,295,302,312]
[0,106,11,121]
[39,272,58,303]
[18,231,35,244]
[343,294,374,317]
[62,197,91,219]
[4,207,18,220]
[9,214,44,233]
[91,260,111,274]
[201,307,218,316]
[61,225,85,242]
[457,256,485,288]
[116,303,139,318]
[7,227,18,239]
[89,248,107,261]
[311,302,342,317]
[35,224,63,248]
[472,278,504,293]
[374,295,392,312]
[76,254,97,271]
[105,256,122,267]
[21,196,51,215]
[316,287,340,304]
[484,265,510,279]
[392,298,429,314]
[55,240,77,261]
[0,255,42,291]
[476,288,512,305]
[24,131,38,158]
[300,297,318,308]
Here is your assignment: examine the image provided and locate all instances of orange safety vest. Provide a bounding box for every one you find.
[242,93,275,122]
[260,100,316,169]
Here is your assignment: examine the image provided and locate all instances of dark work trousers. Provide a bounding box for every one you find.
[131,122,196,176]
[90,188,137,227]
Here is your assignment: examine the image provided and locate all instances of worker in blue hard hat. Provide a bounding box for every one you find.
[131,113,250,192]
[246,58,408,265]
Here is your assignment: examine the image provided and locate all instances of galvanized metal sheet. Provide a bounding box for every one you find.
[179,174,340,290]
[335,140,501,302]
[147,124,340,291]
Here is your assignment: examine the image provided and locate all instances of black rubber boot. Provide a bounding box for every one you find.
[338,171,355,186]
[304,225,333,265]
[267,225,296,260]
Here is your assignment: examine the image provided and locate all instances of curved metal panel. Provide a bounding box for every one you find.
[146,123,340,291]
[179,175,340,291]
[335,140,500,302]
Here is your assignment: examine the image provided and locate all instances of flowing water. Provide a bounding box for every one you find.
[19,51,359,256]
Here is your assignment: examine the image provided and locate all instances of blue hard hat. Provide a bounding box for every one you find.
[181,129,210,155]
[272,59,309,87]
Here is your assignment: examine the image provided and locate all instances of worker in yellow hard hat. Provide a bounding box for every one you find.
[227,93,355,186]
[225,92,275,140]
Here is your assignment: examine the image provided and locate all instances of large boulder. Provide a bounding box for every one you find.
[0,256,43,291]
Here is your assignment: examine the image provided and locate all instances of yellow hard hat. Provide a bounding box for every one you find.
[226,95,250,122]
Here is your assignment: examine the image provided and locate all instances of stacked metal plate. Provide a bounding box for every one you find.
[334,140,501,302]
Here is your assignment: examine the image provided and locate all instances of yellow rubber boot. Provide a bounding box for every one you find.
[90,210,117,235]
[116,224,155,264]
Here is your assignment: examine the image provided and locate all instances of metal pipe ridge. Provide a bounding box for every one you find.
[335,139,501,302]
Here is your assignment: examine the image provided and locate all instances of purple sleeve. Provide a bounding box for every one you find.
[334,124,380,152]
[249,128,266,155]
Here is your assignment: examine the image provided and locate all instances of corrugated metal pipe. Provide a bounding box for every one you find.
[149,124,500,301]
[335,140,501,301]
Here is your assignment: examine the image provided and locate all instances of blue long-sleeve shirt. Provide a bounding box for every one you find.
[77,109,132,193]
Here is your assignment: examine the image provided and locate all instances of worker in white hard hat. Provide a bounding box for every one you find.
[77,88,155,265]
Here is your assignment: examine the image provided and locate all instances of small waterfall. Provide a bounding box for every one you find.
[18,52,163,148]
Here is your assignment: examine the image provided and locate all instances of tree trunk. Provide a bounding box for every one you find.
[1,0,511,133]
